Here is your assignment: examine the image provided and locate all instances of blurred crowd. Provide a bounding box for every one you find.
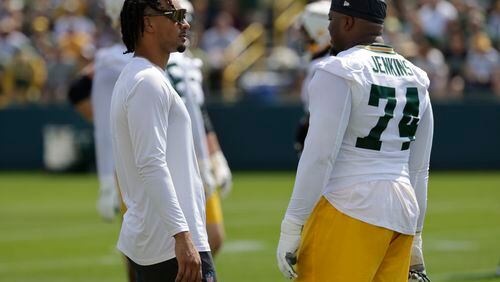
[0,0,254,106]
[0,0,498,108]
[382,0,500,100]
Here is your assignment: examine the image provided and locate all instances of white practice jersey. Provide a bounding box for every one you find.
[165,52,209,162]
[285,44,433,235]
[91,43,131,185]
[165,52,205,105]
[111,57,209,265]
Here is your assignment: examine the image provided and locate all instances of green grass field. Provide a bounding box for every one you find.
[0,171,499,282]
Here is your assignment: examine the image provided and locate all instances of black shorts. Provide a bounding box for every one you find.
[127,252,216,282]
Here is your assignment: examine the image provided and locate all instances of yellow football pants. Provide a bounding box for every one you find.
[206,191,223,225]
[296,197,413,282]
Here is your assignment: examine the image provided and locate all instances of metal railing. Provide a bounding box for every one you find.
[221,0,305,101]
[222,23,266,101]
[273,0,305,45]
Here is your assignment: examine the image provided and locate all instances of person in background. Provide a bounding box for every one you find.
[165,0,232,258]
[200,11,240,93]
[464,31,500,97]
[294,0,332,156]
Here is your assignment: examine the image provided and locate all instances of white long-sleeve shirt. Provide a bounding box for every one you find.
[285,44,433,235]
[110,57,209,265]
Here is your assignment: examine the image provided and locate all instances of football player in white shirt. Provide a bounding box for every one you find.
[277,0,433,281]
[111,0,215,281]
[70,0,229,263]
[295,0,332,156]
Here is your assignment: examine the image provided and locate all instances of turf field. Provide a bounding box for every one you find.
[0,171,499,282]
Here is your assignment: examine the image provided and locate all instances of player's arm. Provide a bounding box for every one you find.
[408,94,434,281]
[277,70,352,279]
[202,107,232,197]
[68,64,94,122]
[127,78,189,236]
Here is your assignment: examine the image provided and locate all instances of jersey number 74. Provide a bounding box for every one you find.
[356,84,420,151]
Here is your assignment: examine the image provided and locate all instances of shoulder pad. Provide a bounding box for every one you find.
[412,65,431,89]
[317,55,365,83]
[168,52,183,63]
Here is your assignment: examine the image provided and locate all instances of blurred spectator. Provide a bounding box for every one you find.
[487,0,500,48]
[191,0,209,43]
[411,35,450,100]
[417,0,458,47]
[200,11,241,66]
[1,47,47,105]
[448,0,469,31]
[0,16,30,61]
[58,26,94,68]
[443,31,467,98]
[467,8,486,36]
[42,47,77,104]
[383,7,417,59]
[54,0,95,70]
[464,32,500,96]
[53,0,96,40]
[219,0,244,30]
[0,11,47,105]
[200,11,241,94]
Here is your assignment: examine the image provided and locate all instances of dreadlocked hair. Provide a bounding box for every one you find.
[121,0,172,54]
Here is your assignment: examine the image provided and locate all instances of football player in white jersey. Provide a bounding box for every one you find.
[165,0,231,256]
[92,0,133,223]
[166,52,230,256]
[67,1,138,281]
[295,0,332,156]
[67,0,131,223]
[277,0,433,281]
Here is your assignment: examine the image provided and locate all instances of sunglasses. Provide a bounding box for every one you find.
[145,9,188,24]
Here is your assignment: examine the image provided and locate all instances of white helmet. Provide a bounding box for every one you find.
[300,0,331,51]
[179,0,193,14]
[104,0,124,27]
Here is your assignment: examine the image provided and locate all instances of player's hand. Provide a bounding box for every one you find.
[211,151,232,198]
[277,219,302,280]
[96,176,120,222]
[409,268,430,282]
[174,231,202,282]
[409,232,430,282]
[198,158,216,197]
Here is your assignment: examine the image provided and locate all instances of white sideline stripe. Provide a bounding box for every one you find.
[428,239,479,251]
[0,254,119,273]
[221,240,266,253]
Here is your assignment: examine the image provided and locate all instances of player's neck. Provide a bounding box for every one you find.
[134,44,169,69]
[349,36,384,49]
